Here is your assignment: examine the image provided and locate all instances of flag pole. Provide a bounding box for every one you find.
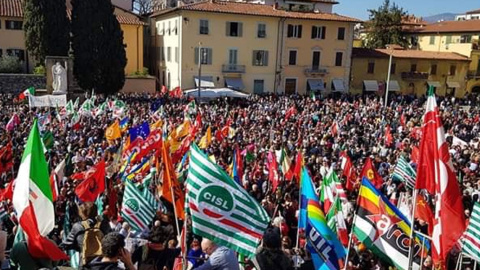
[474,258,477,270]
[419,232,426,269]
[407,189,418,270]
[343,211,358,270]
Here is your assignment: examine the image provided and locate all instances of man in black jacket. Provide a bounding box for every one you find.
[83,232,136,270]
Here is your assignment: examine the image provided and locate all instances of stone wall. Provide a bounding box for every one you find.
[121,76,156,94]
[0,74,46,93]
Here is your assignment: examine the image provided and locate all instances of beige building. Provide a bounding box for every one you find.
[149,0,360,94]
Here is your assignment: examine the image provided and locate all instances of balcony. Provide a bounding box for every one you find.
[401,72,429,80]
[304,66,328,76]
[222,64,246,73]
[467,70,480,79]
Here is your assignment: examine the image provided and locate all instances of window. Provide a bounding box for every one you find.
[167,47,171,62]
[337,27,345,40]
[410,64,417,72]
[461,35,472,43]
[252,50,269,66]
[167,21,171,35]
[450,65,456,76]
[446,35,452,44]
[228,49,238,65]
[431,64,437,75]
[173,20,178,35]
[6,49,24,61]
[199,20,209,35]
[226,22,243,37]
[335,52,343,66]
[5,20,22,30]
[159,47,164,61]
[257,23,266,38]
[253,80,264,94]
[390,63,396,74]
[287,24,302,38]
[367,61,375,74]
[288,50,297,65]
[194,47,212,65]
[311,26,326,39]
[429,36,435,45]
[175,47,179,63]
[312,51,320,69]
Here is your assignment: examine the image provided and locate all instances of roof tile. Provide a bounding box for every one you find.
[352,47,470,61]
[412,20,480,33]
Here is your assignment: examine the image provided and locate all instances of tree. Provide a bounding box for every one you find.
[0,56,22,73]
[24,0,69,64]
[133,0,163,15]
[364,0,408,49]
[71,0,127,95]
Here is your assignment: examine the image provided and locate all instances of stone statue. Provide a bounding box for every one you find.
[52,62,67,94]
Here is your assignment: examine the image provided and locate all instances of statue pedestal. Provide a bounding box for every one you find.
[45,56,81,97]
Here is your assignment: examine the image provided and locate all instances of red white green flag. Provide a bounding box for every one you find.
[12,119,68,260]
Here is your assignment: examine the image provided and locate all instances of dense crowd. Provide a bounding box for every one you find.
[0,91,480,270]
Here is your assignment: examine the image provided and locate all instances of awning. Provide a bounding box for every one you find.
[363,80,379,92]
[225,78,245,90]
[387,80,400,91]
[307,79,325,91]
[184,88,250,99]
[194,76,215,88]
[332,79,346,92]
[447,81,461,88]
[427,81,442,88]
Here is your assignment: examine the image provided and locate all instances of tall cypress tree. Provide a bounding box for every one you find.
[71,0,126,95]
[365,0,408,49]
[24,0,69,64]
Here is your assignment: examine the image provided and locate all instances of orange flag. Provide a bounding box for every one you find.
[105,120,121,141]
[161,143,185,220]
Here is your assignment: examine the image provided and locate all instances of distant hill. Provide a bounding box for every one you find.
[423,13,457,23]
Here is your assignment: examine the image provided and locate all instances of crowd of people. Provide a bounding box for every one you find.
[0,91,480,270]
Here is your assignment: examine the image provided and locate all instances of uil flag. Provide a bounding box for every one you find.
[360,157,383,189]
[415,87,465,268]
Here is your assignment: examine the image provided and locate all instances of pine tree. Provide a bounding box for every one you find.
[71,0,126,95]
[364,0,409,49]
[24,0,69,64]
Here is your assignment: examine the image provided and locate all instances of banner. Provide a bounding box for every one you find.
[29,95,67,108]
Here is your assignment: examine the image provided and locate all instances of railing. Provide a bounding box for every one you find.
[401,72,429,80]
[467,70,480,79]
[222,64,246,73]
[304,66,328,75]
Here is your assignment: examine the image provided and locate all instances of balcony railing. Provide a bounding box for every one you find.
[401,72,429,80]
[467,70,480,79]
[222,64,246,73]
[304,66,328,75]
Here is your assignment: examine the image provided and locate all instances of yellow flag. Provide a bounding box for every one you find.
[198,126,212,149]
[151,119,163,131]
[175,120,191,139]
[105,120,121,141]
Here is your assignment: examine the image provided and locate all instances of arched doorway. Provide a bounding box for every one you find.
[472,85,480,94]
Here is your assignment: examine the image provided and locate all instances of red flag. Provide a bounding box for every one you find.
[331,121,339,137]
[293,152,304,183]
[107,180,118,219]
[0,142,13,175]
[284,106,297,121]
[415,195,434,236]
[360,157,383,189]
[340,152,356,191]
[400,113,406,127]
[74,160,106,202]
[384,124,393,146]
[415,91,465,268]
[267,152,280,192]
[0,180,14,201]
[215,129,224,142]
[411,146,420,164]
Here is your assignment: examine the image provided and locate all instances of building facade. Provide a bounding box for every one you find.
[407,20,480,93]
[0,0,144,74]
[149,0,360,94]
[456,9,480,21]
[351,47,470,97]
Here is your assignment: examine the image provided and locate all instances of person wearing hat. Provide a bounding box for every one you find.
[250,227,294,270]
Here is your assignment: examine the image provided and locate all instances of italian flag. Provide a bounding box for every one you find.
[12,120,68,260]
[18,87,35,100]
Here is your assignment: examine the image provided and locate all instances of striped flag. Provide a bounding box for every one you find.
[462,202,480,262]
[121,180,158,232]
[186,144,270,257]
[392,156,416,189]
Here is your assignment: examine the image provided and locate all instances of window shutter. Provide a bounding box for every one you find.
[194,47,199,64]
[226,22,230,36]
[298,25,302,38]
[252,51,257,65]
[238,23,243,37]
[322,26,326,39]
[311,26,316,39]
[264,51,269,66]
[287,24,293,37]
[207,48,213,64]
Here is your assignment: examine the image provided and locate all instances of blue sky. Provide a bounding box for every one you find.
[335,0,479,20]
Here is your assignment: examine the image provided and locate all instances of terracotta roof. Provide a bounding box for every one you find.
[466,8,480,15]
[0,0,22,18]
[0,0,145,25]
[412,20,480,33]
[152,1,361,23]
[352,47,470,61]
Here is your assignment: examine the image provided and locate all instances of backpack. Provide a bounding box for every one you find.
[138,245,158,270]
[81,220,104,266]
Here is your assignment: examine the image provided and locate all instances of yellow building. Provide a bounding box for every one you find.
[351,47,470,97]
[408,20,480,93]
[149,0,360,94]
[0,0,144,74]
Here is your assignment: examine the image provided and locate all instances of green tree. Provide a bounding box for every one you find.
[24,0,69,64]
[71,0,126,95]
[364,0,408,49]
[0,56,22,73]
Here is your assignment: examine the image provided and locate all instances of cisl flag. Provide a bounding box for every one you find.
[12,119,68,260]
